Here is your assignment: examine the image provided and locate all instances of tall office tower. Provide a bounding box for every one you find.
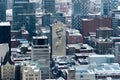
[0,22,11,51]
[72,0,90,16]
[101,0,118,17]
[32,36,51,79]
[0,0,6,21]
[72,0,90,32]
[51,21,66,56]
[42,0,55,13]
[13,0,36,36]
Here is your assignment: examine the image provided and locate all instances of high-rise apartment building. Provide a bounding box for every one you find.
[13,0,36,36]
[101,0,118,17]
[42,0,55,13]
[0,0,6,21]
[32,36,51,79]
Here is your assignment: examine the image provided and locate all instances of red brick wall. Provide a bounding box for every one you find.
[82,18,112,36]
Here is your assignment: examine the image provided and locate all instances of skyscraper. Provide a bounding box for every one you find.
[42,13,66,27]
[101,0,118,17]
[0,0,6,21]
[13,0,36,36]
[42,0,55,13]
[72,0,90,32]
[72,0,90,16]
[32,36,51,79]
[0,22,11,51]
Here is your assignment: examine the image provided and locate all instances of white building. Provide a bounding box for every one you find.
[1,62,15,80]
[22,61,41,80]
[88,54,115,64]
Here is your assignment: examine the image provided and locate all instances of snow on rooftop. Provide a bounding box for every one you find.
[0,22,10,26]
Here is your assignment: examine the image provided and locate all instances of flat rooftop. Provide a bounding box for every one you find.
[0,22,10,26]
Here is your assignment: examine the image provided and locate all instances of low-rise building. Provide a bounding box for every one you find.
[67,44,94,55]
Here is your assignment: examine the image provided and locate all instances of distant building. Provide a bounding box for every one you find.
[6,0,13,9]
[72,0,90,16]
[67,44,94,55]
[82,18,112,36]
[42,13,66,27]
[72,0,90,31]
[112,10,120,29]
[115,42,120,64]
[13,0,36,36]
[67,63,120,80]
[0,0,6,21]
[95,38,113,54]
[101,0,118,17]
[51,21,66,56]
[67,66,95,80]
[72,15,82,31]
[22,62,41,80]
[66,28,83,44]
[32,36,51,79]
[88,54,115,64]
[0,44,9,61]
[111,10,120,35]
[1,52,15,80]
[96,27,113,38]
[42,0,55,13]
[0,22,11,51]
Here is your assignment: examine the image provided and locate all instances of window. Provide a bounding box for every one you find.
[80,75,83,78]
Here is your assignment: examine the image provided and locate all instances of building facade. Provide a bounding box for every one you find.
[0,22,11,51]
[13,0,36,36]
[101,0,118,17]
[22,62,41,80]
[51,21,66,56]
[0,0,6,21]
[72,0,90,16]
[72,0,90,31]
[1,51,15,80]
[32,36,51,79]
[111,10,120,35]
[82,18,112,36]
[42,0,55,13]
[96,27,113,38]
[42,13,66,27]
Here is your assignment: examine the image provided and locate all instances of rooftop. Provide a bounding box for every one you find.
[0,22,10,26]
[67,44,93,50]
[33,36,48,39]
